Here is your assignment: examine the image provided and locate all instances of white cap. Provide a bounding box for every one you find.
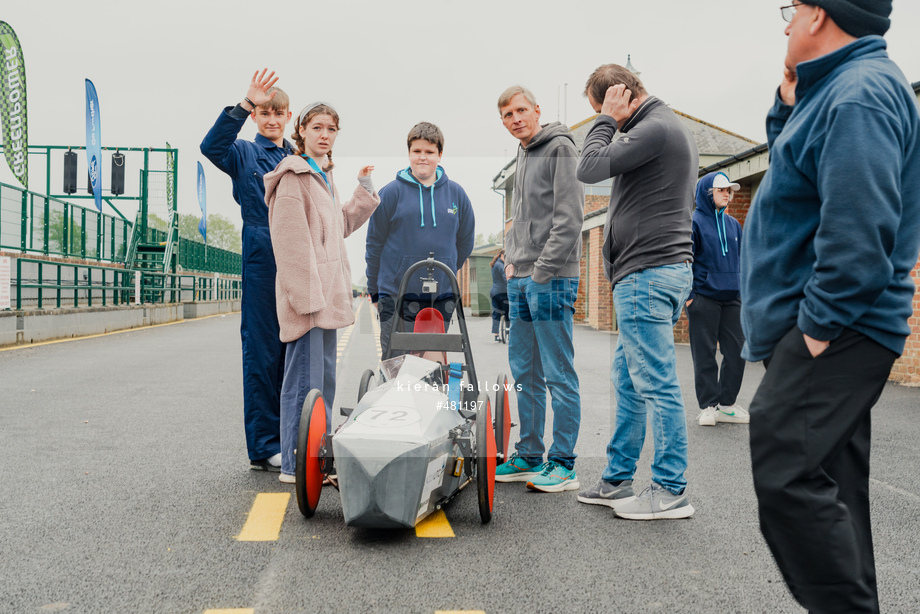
[712,173,740,191]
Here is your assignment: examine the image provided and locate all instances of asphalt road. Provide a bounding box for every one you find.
[1,300,918,614]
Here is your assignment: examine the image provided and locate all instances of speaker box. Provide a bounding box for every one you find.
[63,151,77,194]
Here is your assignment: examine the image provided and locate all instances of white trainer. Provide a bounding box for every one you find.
[698,407,717,426]
[716,404,750,424]
[279,473,295,484]
[267,453,282,468]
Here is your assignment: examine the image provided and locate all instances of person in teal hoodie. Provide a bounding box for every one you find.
[365,122,475,357]
[741,2,920,612]
[686,172,747,427]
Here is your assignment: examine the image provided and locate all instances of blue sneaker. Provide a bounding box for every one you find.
[525,461,579,493]
[495,453,544,483]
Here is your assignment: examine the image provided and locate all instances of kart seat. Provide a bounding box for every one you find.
[413,308,448,365]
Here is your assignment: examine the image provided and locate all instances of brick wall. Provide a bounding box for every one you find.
[585,226,614,331]
[891,261,920,385]
[728,184,752,227]
[585,194,608,216]
[575,238,588,322]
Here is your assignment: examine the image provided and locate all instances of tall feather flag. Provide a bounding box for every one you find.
[84,79,102,211]
[197,162,207,242]
[0,21,28,189]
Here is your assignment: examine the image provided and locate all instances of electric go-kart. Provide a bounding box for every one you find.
[293,256,513,528]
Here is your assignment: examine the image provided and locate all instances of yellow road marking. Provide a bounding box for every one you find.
[415,509,455,538]
[235,493,290,542]
[0,311,231,353]
[203,610,254,614]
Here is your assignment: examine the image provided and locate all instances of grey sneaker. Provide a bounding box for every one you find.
[615,482,695,520]
[577,480,636,510]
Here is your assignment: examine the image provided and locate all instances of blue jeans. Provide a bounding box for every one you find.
[508,276,581,470]
[602,263,693,494]
[279,328,337,476]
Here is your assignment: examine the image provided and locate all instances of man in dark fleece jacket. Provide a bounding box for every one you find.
[687,172,747,428]
[575,64,699,521]
[741,3,920,612]
[494,86,584,494]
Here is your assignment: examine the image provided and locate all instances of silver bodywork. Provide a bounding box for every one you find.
[333,355,470,528]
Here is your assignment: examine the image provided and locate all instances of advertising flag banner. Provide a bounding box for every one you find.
[197,161,207,242]
[85,79,102,211]
[0,22,28,189]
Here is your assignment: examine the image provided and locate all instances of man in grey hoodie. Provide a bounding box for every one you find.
[495,86,584,493]
[575,64,699,520]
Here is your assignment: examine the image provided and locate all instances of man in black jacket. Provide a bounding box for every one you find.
[575,64,699,520]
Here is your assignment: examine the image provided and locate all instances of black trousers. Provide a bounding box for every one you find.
[750,326,897,614]
[686,295,746,408]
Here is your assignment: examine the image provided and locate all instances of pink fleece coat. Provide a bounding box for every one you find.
[264,156,380,343]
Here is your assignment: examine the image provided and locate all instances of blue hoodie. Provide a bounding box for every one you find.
[740,36,920,362]
[365,166,475,299]
[688,172,742,302]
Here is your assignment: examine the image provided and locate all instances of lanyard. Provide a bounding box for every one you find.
[303,156,334,205]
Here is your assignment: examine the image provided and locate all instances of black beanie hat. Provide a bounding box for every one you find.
[806,0,892,38]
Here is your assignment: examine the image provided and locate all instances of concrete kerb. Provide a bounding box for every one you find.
[0,300,241,348]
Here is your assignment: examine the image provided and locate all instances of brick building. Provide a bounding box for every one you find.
[486,80,920,384]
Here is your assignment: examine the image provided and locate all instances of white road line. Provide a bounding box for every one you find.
[870,478,920,503]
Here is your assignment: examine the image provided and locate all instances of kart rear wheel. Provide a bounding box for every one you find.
[295,389,327,518]
[499,313,510,344]
[476,392,496,524]
[494,374,511,464]
[357,369,376,403]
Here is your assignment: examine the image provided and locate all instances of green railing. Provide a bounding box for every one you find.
[1,180,241,276]
[14,257,242,310]
[146,226,242,275]
[1,181,130,263]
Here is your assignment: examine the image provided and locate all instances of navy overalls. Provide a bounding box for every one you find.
[201,104,292,462]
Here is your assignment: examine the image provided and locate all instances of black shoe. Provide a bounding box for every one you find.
[250,456,281,472]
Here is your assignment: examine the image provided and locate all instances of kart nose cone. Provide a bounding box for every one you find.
[335,437,428,529]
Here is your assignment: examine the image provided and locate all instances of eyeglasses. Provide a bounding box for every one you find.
[780,3,802,23]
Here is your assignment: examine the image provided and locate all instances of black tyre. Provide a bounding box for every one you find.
[493,373,511,464]
[499,314,510,344]
[476,392,496,524]
[295,389,327,518]
[357,369,376,403]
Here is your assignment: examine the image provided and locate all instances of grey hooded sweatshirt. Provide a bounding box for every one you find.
[506,122,584,284]
[577,98,698,287]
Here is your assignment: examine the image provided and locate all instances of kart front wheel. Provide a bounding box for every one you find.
[295,389,327,518]
[357,369,376,403]
[494,373,511,465]
[476,392,496,524]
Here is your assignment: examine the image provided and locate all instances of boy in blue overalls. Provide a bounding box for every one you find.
[201,69,293,471]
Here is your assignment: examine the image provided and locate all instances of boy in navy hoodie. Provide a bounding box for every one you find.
[365,122,475,357]
[686,172,747,427]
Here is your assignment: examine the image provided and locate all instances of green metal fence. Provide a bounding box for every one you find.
[14,257,242,310]
[1,181,131,262]
[146,226,242,275]
[1,180,241,275]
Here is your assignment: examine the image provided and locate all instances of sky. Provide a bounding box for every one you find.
[3,0,920,282]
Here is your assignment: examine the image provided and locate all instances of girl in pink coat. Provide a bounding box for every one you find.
[264,102,380,483]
